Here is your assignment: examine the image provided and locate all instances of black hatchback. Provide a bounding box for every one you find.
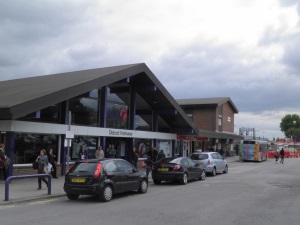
[64,158,148,202]
[152,157,206,185]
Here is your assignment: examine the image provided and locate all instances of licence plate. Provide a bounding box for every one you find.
[158,168,168,172]
[71,178,86,183]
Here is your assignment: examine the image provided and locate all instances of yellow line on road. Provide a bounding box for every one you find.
[0,205,15,210]
[29,199,58,205]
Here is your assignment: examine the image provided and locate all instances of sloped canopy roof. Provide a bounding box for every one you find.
[0,63,198,135]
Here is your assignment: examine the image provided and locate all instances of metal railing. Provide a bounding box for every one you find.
[5,174,52,201]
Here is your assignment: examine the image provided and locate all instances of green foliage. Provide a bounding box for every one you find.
[280,114,300,138]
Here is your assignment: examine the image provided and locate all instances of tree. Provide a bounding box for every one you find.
[280,114,300,139]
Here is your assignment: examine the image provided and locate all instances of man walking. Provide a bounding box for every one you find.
[280,148,285,164]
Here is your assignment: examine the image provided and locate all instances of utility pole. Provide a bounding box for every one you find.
[66,111,72,171]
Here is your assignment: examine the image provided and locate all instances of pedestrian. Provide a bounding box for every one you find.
[95,146,104,159]
[48,148,58,178]
[220,148,224,157]
[78,145,88,160]
[152,147,158,162]
[274,151,279,163]
[36,149,49,190]
[111,145,117,158]
[0,143,8,181]
[130,147,139,168]
[145,149,153,179]
[280,148,285,164]
[157,149,166,161]
[106,145,112,158]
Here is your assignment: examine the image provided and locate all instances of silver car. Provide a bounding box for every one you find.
[190,152,228,176]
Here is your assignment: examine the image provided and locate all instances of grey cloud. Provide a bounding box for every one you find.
[281,32,300,74]
[153,43,300,114]
[279,0,300,13]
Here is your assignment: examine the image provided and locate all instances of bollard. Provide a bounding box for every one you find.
[5,174,51,201]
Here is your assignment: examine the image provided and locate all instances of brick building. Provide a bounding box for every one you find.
[177,97,243,156]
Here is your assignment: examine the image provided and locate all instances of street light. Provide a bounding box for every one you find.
[293,121,296,156]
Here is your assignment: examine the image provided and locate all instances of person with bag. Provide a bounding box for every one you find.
[0,143,8,181]
[35,149,49,190]
[47,148,58,178]
[78,145,88,160]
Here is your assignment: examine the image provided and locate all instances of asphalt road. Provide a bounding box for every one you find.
[1,159,300,225]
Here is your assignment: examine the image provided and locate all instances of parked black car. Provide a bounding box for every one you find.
[64,158,148,202]
[152,157,206,185]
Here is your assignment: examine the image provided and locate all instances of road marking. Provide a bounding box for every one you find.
[29,199,58,205]
[0,205,15,210]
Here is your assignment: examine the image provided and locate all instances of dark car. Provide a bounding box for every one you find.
[64,158,148,202]
[151,157,206,185]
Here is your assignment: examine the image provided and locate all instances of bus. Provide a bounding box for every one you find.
[240,140,269,162]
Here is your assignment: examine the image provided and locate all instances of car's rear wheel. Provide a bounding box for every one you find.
[100,185,113,202]
[199,170,206,180]
[153,179,161,184]
[223,165,228,174]
[66,193,79,200]
[138,179,148,193]
[180,173,188,185]
[211,167,216,176]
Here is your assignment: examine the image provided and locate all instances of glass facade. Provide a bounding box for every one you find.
[18,104,61,123]
[134,139,152,157]
[14,133,58,164]
[157,140,172,158]
[106,87,130,129]
[70,136,97,160]
[135,114,151,131]
[69,96,99,126]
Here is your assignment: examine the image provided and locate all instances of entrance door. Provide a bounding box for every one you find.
[183,141,191,157]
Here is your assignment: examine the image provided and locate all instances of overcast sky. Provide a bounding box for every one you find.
[1,0,300,140]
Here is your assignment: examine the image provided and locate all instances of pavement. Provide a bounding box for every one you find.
[0,155,240,205]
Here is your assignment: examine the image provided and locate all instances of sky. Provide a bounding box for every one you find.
[1,0,300,140]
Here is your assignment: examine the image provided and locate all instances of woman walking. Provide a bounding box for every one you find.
[36,149,49,190]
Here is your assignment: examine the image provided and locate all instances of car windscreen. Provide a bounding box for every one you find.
[191,154,208,160]
[70,162,98,174]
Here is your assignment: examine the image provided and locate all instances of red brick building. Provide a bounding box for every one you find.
[177,97,243,156]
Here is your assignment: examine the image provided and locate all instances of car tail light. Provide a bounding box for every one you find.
[94,163,102,178]
[173,165,181,171]
[208,159,211,165]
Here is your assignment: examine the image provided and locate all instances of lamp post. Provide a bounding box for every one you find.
[293,121,296,156]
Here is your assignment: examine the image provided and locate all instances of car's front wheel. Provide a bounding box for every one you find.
[100,185,113,202]
[138,179,148,193]
[199,170,206,180]
[66,193,79,200]
[180,173,188,185]
[223,165,228,174]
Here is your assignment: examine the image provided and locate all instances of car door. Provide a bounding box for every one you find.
[216,153,226,171]
[186,157,200,179]
[103,161,124,193]
[115,160,140,192]
[181,158,195,179]
[211,153,221,172]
